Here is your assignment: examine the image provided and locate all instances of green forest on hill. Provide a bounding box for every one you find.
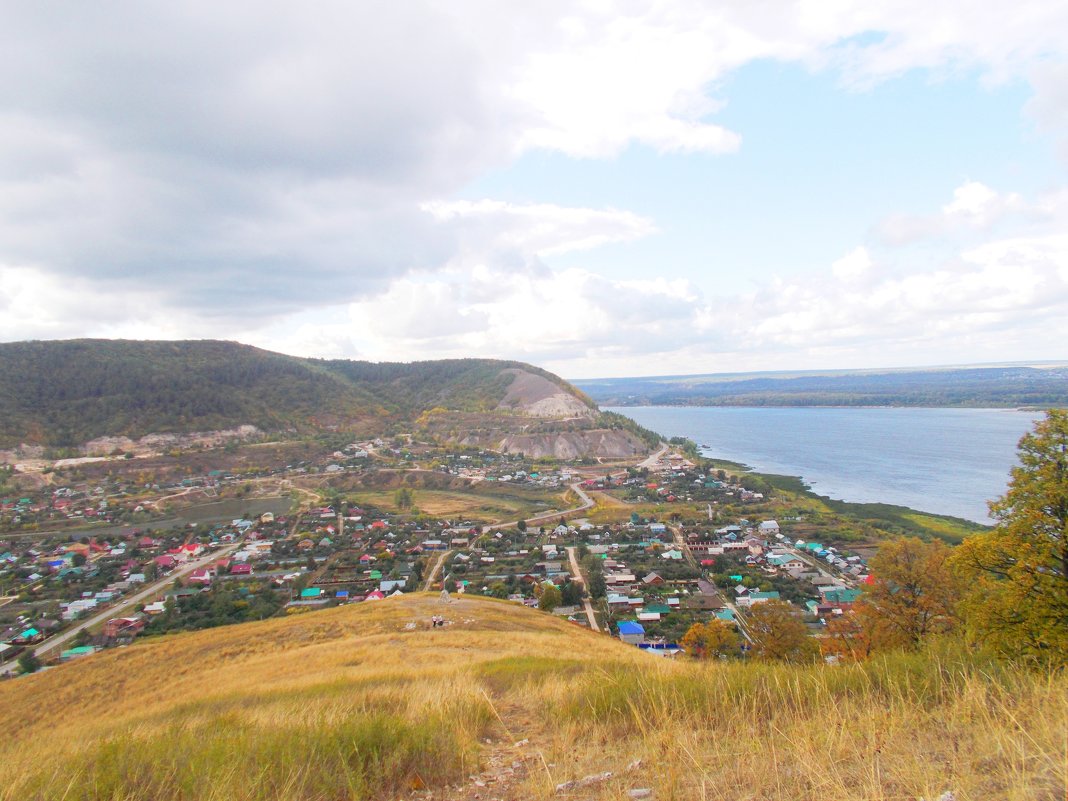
[0,340,595,447]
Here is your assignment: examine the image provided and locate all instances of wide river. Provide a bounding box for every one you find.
[607,406,1045,524]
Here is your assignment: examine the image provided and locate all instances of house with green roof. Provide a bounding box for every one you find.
[737,590,780,608]
[820,587,862,605]
[767,553,805,570]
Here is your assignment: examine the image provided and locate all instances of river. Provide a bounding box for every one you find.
[608,406,1044,523]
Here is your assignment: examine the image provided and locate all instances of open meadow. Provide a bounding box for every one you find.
[1,594,1063,801]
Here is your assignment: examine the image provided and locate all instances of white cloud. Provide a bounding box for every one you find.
[3,1,1068,372]
[831,246,873,281]
[244,214,1068,378]
[942,181,1025,226]
[421,199,656,257]
[876,181,1040,245]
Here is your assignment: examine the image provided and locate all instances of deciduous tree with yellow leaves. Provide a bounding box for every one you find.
[861,536,959,648]
[952,409,1068,664]
[746,599,819,663]
[680,619,738,659]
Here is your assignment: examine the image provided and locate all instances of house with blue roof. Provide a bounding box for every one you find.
[617,621,645,645]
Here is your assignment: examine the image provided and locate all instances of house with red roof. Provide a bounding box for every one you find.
[104,617,145,639]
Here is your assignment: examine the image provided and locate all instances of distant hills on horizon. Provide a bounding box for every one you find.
[572,363,1068,408]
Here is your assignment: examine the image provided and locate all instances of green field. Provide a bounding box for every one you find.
[345,484,565,523]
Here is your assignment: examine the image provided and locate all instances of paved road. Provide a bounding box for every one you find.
[8,539,244,670]
[565,546,601,632]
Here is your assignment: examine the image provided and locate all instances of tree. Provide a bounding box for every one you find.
[582,554,607,599]
[560,580,583,606]
[861,537,959,647]
[17,651,41,674]
[819,605,902,662]
[538,583,562,611]
[517,519,527,533]
[746,600,818,663]
[680,619,738,659]
[394,487,413,510]
[951,410,1068,664]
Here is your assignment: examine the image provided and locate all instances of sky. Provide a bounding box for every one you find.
[1,1,1067,379]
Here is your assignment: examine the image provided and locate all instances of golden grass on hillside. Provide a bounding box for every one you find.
[0,595,1063,801]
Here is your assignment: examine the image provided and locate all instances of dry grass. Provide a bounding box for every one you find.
[0,595,1063,801]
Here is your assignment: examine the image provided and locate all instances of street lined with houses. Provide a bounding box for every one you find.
[3,435,877,676]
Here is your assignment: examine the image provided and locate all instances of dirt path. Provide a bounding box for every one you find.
[636,443,669,470]
[485,482,595,531]
[668,523,699,570]
[565,546,600,632]
[422,549,453,591]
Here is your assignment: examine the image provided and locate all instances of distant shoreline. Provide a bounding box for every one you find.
[574,364,1068,411]
[704,458,990,534]
[612,405,1035,525]
[603,403,1047,411]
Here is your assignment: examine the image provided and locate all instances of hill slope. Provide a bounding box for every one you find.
[0,340,602,448]
[1,595,1062,801]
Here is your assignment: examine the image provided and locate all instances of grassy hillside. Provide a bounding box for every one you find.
[1,595,1062,800]
[0,340,597,447]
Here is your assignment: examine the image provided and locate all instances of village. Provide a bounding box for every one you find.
[0,437,872,673]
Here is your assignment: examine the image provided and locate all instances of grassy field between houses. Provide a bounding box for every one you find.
[344,486,565,521]
[0,594,1063,801]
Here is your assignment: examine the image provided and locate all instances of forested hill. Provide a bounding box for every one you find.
[574,364,1068,408]
[0,340,597,447]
